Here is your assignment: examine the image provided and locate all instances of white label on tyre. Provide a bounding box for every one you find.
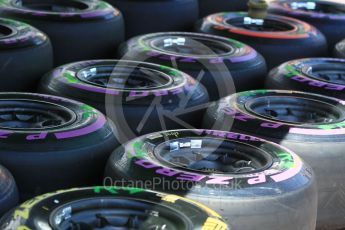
[191,140,202,149]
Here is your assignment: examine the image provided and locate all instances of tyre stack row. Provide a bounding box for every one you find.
[0,1,344,230]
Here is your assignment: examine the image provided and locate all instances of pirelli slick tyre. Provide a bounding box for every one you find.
[0,93,118,200]
[0,165,18,217]
[104,0,199,38]
[266,58,345,100]
[119,32,267,101]
[269,0,345,51]
[0,187,229,230]
[199,0,248,18]
[203,90,345,230]
[39,60,209,142]
[0,17,52,92]
[0,0,124,66]
[105,129,317,230]
[196,12,328,69]
[334,38,345,59]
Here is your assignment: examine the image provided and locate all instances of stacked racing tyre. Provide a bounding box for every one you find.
[0,164,18,217]
[266,58,345,100]
[334,38,345,59]
[119,32,267,100]
[39,60,209,142]
[105,129,317,230]
[203,90,345,230]
[269,0,345,52]
[0,187,229,230]
[104,0,199,38]
[199,0,248,18]
[196,12,328,69]
[0,0,125,66]
[0,93,118,200]
[0,17,52,92]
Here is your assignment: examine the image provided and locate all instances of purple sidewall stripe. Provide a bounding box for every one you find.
[54,115,106,139]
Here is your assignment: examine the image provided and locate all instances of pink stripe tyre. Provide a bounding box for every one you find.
[105,129,317,230]
[119,32,266,101]
[266,58,345,100]
[0,17,52,91]
[0,0,124,66]
[0,93,118,200]
[203,89,345,230]
[39,60,209,142]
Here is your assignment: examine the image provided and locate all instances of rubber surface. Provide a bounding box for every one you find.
[203,90,345,230]
[0,93,118,200]
[0,0,124,66]
[119,32,267,100]
[269,0,345,51]
[0,187,229,230]
[0,165,18,218]
[266,58,345,100]
[196,12,328,69]
[0,17,53,92]
[39,60,209,142]
[199,0,248,17]
[105,0,199,38]
[105,129,317,230]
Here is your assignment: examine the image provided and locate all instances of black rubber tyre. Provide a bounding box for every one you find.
[39,60,209,142]
[0,93,118,201]
[119,32,267,101]
[334,38,345,59]
[196,12,328,69]
[269,0,345,52]
[0,0,124,66]
[0,186,229,230]
[266,58,345,100]
[199,0,248,18]
[203,90,345,230]
[0,165,18,217]
[105,129,317,230]
[0,17,52,92]
[104,0,199,38]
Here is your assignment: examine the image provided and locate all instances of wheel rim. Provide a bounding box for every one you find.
[227,17,295,32]
[245,95,345,125]
[15,0,89,12]
[288,1,345,14]
[150,35,235,57]
[77,65,174,90]
[50,198,191,230]
[155,138,273,174]
[0,99,76,130]
[302,61,345,85]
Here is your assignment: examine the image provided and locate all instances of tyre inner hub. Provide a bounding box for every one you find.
[77,65,173,90]
[289,1,345,14]
[150,36,234,56]
[227,17,295,32]
[0,99,75,130]
[155,138,272,174]
[0,24,14,38]
[302,62,345,85]
[245,95,344,125]
[50,198,189,230]
[15,0,89,12]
